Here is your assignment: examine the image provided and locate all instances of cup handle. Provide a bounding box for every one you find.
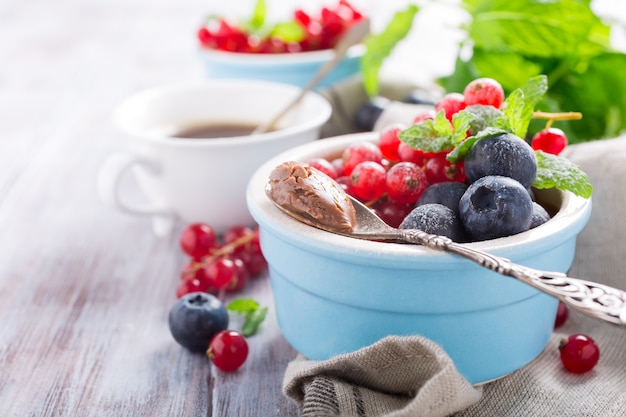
[97,153,172,217]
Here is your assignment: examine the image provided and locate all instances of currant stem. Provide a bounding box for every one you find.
[532,111,583,121]
[189,232,256,272]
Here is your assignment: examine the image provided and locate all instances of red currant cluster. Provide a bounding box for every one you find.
[177,223,267,298]
[197,0,364,54]
[554,301,600,373]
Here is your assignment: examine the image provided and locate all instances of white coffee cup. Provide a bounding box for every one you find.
[98,80,331,236]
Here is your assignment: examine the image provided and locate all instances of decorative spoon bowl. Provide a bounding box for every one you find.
[246,133,593,384]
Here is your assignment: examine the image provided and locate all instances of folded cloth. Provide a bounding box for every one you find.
[283,335,482,417]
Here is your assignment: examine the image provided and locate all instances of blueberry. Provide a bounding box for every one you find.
[168,292,228,352]
[464,132,537,189]
[399,203,467,242]
[459,175,533,241]
[530,202,551,229]
[416,182,468,214]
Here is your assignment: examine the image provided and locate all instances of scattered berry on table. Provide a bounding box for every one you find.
[554,301,569,328]
[176,224,267,298]
[207,330,249,372]
[169,292,229,352]
[180,223,217,259]
[559,334,600,373]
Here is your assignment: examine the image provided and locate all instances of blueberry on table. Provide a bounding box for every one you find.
[416,182,468,215]
[399,203,467,242]
[464,132,537,189]
[459,175,533,241]
[168,292,228,352]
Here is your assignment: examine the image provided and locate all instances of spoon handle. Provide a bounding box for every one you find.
[400,229,626,327]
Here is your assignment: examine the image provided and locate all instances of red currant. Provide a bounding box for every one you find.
[385,162,428,204]
[378,124,405,162]
[425,154,466,183]
[342,142,383,175]
[176,278,208,298]
[180,223,217,259]
[225,257,249,292]
[531,127,568,155]
[349,161,386,201]
[397,142,430,167]
[374,200,414,228]
[435,93,466,121]
[559,334,600,373]
[204,258,238,290]
[463,78,505,108]
[412,110,436,124]
[308,157,338,179]
[330,158,346,177]
[207,330,249,372]
[554,301,569,328]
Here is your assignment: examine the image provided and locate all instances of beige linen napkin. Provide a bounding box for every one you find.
[284,79,626,416]
[283,336,482,417]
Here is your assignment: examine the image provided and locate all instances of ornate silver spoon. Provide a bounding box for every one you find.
[266,180,626,327]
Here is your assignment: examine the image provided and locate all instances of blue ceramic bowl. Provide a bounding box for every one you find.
[198,45,364,89]
[246,133,592,385]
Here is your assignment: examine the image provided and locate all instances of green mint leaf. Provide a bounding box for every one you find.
[269,21,305,43]
[502,75,548,138]
[464,104,506,136]
[446,127,507,162]
[399,111,454,153]
[227,297,268,337]
[241,307,268,337]
[533,151,592,198]
[227,297,260,315]
[249,0,266,30]
[451,110,478,141]
[361,4,418,96]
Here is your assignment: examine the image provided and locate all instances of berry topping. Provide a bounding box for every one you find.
[531,127,568,155]
[463,77,505,108]
[400,203,467,242]
[464,132,538,189]
[459,175,533,241]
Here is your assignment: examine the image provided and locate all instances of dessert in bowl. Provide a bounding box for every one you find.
[196,0,365,89]
[246,132,592,385]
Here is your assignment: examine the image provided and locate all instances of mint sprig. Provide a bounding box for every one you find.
[361,4,419,97]
[533,151,593,198]
[226,297,268,337]
[501,75,548,138]
[399,110,475,153]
